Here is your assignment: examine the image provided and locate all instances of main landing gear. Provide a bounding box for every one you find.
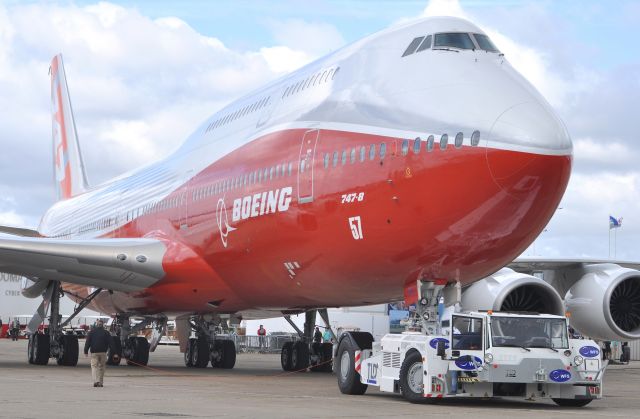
[183,315,236,369]
[107,315,166,367]
[280,309,335,373]
[28,281,101,366]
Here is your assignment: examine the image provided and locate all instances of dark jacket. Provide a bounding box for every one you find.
[84,327,113,354]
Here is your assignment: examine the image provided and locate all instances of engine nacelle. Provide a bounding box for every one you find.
[565,263,640,341]
[462,268,564,315]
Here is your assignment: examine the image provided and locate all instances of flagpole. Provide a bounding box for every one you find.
[608,224,611,258]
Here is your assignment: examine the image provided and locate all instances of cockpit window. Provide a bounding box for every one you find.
[416,35,432,52]
[402,36,425,57]
[434,33,475,50]
[472,34,499,52]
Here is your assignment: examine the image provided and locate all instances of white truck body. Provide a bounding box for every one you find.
[356,312,605,403]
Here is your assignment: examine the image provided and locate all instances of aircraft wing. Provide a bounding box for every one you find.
[0,235,166,293]
[510,256,640,273]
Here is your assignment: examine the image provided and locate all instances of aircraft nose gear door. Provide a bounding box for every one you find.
[297,129,319,204]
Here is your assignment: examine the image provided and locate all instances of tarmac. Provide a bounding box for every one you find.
[0,339,638,418]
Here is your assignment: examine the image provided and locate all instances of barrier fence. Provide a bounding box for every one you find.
[229,334,298,353]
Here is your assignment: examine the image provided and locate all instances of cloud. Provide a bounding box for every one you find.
[0,1,341,228]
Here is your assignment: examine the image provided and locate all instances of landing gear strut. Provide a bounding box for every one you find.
[27,281,102,366]
[183,315,236,369]
[280,309,335,373]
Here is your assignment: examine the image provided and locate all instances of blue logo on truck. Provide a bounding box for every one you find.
[429,338,450,349]
[579,346,600,358]
[549,369,572,382]
[455,356,482,370]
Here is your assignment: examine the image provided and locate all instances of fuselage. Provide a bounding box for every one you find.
[39,17,572,317]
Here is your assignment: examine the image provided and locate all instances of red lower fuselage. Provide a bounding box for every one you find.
[82,127,570,316]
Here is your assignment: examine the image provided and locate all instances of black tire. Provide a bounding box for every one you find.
[126,336,149,366]
[135,336,150,366]
[27,335,35,364]
[552,398,593,407]
[291,341,310,371]
[33,333,50,366]
[192,338,209,368]
[106,336,122,366]
[399,350,427,403]
[184,338,196,367]
[218,340,236,369]
[56,335,79,366]
[320,342,334,372]
[281,341,294,371]
[310,342,333,372]
[336,338,367,395]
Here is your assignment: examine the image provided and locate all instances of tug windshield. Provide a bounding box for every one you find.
[490,316,568,349]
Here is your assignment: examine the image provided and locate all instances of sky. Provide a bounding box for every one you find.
[1,0,639,263]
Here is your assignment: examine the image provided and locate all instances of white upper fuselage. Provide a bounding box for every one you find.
[40,16,571,242]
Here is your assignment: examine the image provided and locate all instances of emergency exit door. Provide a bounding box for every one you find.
[297,129,319,204]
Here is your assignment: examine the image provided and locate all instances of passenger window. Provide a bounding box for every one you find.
[380,143,387,159]
[341,150,347,165]
[332,67,340,80]
[333,151,339,167]
[360,146,366,162]
[402,36,425,57]
[455,132,463,148]
[270,167,275,180]
[413,137,421,154]
[264,168,269,180]
[416,35,432,52]
[426,135,434,152]
[258,171,262,183]
[288,162,292,176]
[369,144,376,160]
[401,139,409,156]
[276,164,281,178]
[471,130,481,146]
[350,148,356,164]
[299,159,305,174]
[440,134,448,150]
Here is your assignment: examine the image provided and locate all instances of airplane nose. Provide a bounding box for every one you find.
[486,101,572,194]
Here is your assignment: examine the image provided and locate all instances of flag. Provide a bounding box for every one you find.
[609,215,623,229]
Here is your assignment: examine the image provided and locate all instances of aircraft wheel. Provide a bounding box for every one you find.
[218,340,236,369]
[281,341,293,371]
[336,338,367,395]
[552,398,593,407]
[27,335,35,364]
[399,350,428,404]
[184,338,196,367]
[126,336,149,366]
[192,338,209,368]
[310,342,332,372]
[106,336,122,366]
[56,335,79,366]
[291,341,309,371]
[32,333,50,366]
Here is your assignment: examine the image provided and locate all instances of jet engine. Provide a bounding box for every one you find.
[565,263,640,341]
[461,268,564,315]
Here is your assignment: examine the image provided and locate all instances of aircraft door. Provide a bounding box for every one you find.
[297,129,319,204]
[449,315,485,372]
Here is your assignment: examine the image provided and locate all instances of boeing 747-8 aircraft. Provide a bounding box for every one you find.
[1,16,638,371]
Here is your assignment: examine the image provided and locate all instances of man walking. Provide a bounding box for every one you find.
[84,319,113,387]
